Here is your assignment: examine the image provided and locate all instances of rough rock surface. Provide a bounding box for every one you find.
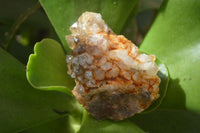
[66,12,160,121]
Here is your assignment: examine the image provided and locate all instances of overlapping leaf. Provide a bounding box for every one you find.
[131,110,200,133]
[39,0,139,52]
[27,39,75,95]
[0,48,80,133]
[78,111,144,133]
[21,116,74,133]
[1,0,200,132]
[140,0,200,113]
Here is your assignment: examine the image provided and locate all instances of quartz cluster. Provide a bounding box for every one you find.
[66,12,160,120]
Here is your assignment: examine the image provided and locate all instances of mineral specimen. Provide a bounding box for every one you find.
[66,12,160,121]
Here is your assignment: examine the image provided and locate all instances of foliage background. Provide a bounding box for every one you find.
[0,0,199,133]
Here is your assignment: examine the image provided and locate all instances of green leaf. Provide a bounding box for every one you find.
[142,58,169,113]
[78,111,144,133]
[39,0,139,52]
[140,0,200,113]
[20,116,74,133]
[27,38,75,95]
[131,110,200,133]
[0,47,79,133]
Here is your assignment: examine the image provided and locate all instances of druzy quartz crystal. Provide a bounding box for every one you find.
[66,12,160,121]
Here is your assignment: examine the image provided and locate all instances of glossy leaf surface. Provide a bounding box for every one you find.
[21,116,74,133]
[131,110,200,133]
[1,0,200,132]
[27,39,75,95]
[39,0,138,52]
[140,0,200,113]
[78,111,144,133]
[0,48,77,133]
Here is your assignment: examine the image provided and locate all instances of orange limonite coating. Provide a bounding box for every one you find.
[66,12,160,121]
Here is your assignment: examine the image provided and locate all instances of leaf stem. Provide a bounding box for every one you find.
[3,2,41,51]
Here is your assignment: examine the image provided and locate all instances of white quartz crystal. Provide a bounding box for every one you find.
[66,12,160,121]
